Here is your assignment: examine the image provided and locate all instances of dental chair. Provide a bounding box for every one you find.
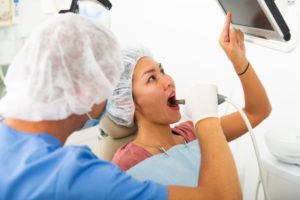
[98,115,136,161]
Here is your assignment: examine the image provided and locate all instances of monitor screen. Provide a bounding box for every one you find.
[218,0,274,31]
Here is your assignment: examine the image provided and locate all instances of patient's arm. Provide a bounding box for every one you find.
[220,62,271,141]
[168,118,242,200]
[167,13,243,199]
[219,12,271,141]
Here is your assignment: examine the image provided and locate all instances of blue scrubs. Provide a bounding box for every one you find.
[0,123,167,199]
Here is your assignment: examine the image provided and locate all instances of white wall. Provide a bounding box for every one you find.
[0,1,45,65]
[1,0,299,199]
[0,0,71,65]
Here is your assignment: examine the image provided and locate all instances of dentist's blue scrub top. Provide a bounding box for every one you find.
[0,123,167,200]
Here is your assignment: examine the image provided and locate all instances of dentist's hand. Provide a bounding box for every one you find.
[219,12,249,74]
[183,84,219,127]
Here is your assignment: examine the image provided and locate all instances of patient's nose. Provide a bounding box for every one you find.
[162,75,175,90]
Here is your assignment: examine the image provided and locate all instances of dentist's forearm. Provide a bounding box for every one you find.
[195,118,242,200]
[168,118,242,199]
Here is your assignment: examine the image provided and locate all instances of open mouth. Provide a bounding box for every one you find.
[167,95,177,107]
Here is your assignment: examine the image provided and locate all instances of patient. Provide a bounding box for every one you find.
[109,15,272,172]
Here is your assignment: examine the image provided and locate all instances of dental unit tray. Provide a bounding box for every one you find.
[216,0,291,42]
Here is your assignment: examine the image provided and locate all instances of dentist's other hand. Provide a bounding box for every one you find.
[219,12,249,74]
[183,84,218,127]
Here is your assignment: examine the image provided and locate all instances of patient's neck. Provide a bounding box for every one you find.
[135,119,178,148]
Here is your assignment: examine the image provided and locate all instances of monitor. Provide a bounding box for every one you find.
[216,0,291,41]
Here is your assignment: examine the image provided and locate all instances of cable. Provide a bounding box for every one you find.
[224,97,269,200]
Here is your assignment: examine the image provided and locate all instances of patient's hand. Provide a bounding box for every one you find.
[219,12,248,74]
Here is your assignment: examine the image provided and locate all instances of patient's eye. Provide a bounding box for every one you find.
[147,75,157,83]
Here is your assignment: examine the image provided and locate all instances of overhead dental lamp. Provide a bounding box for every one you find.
[58,0,112,14]
[57,0,112,27]
[216,0,300,52]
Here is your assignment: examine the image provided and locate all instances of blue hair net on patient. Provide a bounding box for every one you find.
[107,45,153,127]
